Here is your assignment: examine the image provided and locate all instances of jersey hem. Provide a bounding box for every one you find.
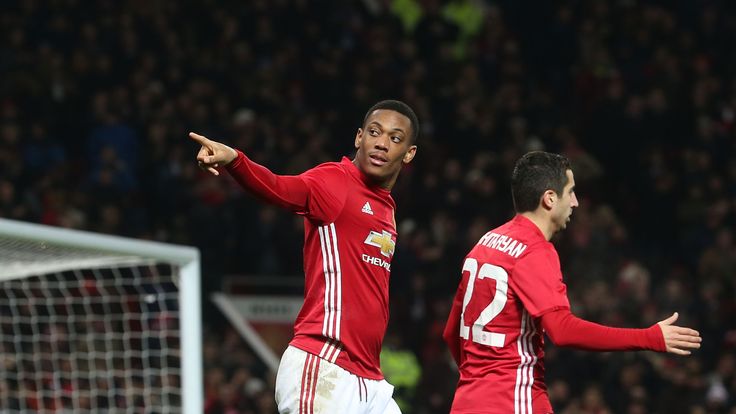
[288,341,385,381]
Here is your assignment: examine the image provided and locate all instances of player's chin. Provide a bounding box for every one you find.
[559,219,570,231]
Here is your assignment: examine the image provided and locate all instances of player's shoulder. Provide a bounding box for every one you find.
[516,239,558,264]
[309,160,347,172]
[485,222,552,260]
[504,216,551,248]
[301,160,349,180]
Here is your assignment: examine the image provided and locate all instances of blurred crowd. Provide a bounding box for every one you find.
[2,0,735,413]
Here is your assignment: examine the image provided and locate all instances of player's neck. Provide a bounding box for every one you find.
[519,211,555,241]
[379,174,397,190]
[352,158,396,191]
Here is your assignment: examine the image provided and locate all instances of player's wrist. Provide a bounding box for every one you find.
[223,146,238,165]
[224,147,243,168]
[647,323,667,352]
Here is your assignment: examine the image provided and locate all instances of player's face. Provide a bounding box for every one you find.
[552,169,578,232]
[353,109,417,189]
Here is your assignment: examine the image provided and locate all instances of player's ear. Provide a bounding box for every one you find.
[541,190,556,210]
[402,145,417,164]
[355,128,363,149]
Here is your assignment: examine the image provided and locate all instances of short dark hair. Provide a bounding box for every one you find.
[511,151,572,213]
[363,100,419,143]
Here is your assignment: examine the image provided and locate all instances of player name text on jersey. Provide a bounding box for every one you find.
[476,231,528,258]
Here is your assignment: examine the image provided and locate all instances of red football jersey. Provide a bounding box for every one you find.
[287,157,397,380]
[445,215,570,414]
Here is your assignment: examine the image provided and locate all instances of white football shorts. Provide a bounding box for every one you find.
[275,346,402,414]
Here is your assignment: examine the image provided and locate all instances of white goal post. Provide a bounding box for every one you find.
[0,218,202,413]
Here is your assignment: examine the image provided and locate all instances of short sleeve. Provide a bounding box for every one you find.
[509,246,570,317]
[298,163,349,223]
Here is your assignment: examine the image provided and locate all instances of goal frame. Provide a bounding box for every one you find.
[0,218,203,413]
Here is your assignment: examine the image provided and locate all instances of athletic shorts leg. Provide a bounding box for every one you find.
[275,346,357,413]
[365,378,402,414]
[381,398,402,414]
[275,346,305,413]
[275,345,402,414]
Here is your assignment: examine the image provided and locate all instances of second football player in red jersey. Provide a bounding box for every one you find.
[189,100,418,413]
[443,151,701,414]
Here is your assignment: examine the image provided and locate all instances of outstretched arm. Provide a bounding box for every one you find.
[189,132,309,211]
[540,309,701,355]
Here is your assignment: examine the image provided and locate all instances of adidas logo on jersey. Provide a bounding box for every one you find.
[361,202,373,215]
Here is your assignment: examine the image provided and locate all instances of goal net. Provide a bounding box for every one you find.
[0,218,202,414]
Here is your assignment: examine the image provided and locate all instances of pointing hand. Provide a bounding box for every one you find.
[189,132,238,176]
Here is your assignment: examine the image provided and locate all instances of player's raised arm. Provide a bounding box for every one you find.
[188,131,310,212]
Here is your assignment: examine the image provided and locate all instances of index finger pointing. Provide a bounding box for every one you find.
[188,132,209,146]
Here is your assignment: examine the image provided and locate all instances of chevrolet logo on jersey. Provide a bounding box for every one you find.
[364,230,395,257]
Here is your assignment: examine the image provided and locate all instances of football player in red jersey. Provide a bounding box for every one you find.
[190,100,418,413]
[443,151,701,414]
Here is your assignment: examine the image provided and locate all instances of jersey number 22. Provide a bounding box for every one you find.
[459,257,508,347]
